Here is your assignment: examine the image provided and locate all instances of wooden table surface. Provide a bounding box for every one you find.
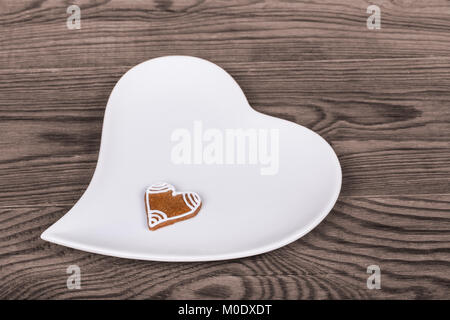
[1,0,449,299]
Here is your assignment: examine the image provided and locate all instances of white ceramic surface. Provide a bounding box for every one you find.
[41,56,342,261]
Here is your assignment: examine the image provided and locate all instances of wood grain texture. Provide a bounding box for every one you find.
[0,0,449,299]
[1,196,449,299]
[1,59,449,205]
[1,0,450,68]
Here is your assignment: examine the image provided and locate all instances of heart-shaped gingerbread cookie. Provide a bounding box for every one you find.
[145,183,202,230]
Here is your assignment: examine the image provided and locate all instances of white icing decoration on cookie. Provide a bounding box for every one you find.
[145,183,201,229]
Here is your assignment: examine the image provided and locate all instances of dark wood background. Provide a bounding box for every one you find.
[1,0,449,299]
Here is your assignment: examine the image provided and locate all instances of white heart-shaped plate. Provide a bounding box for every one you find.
[41,56,341,261]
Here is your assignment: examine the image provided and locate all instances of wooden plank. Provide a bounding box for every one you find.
[1,0,450,68]
[1,58,449,206]
[1,0,449,301]
[1,195,449,299]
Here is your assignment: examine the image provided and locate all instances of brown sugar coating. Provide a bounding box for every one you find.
[144,184,202,231]
[148,191,191,218]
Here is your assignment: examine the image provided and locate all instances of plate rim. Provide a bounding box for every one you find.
[41,55,342,262]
